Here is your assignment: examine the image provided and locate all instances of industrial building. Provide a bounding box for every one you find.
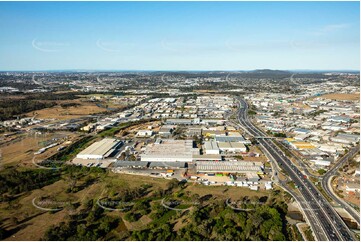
[136,130,153,137]
[196,161,263,174]
[331,133,360,145]
[218,142,247,153]
[204,140,220,154]
[140,139,198,162]
[76,138,122,160]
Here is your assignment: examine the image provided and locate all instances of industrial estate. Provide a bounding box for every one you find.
[0,70,359,241]
[0,1,360,241]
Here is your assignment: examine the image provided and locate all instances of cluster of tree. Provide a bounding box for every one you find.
[317,169,326,175]
[0,168,61,201]
[26,92,82,101]
[0,99,57,121]
[43,200,119,240]
[0,225,8,240]
[131,199,290,241]
[248,110,257,116]
[99,119,157,138]
[59,102,80,108]
[273,132,287,138]
[49,136,95,162]
[62,165,106,193]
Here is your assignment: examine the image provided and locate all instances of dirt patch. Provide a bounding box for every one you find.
[319,93,360,101]
[25,100,107,120]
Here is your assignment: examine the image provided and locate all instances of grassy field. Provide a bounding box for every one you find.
[319,93,360,101]
[0,132,76,167]
[24,100,107,120]
[0,168,281,240]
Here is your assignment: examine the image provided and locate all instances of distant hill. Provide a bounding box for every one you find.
[249,69,291,75]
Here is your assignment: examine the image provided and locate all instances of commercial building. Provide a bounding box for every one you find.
[140,139,198,162]
[218,142,247,153]
[76,138,122,160]
[285,138,316,150]
[192,154,222,161]
[113,160,149,169]
[331,133,360,145]
[158,125,174,137]
[327,116,351,123]
[215,135,252,145]
[345,183,360,193]
[196,161,263,174]
[204,140,220,155]
[137,130,153,137]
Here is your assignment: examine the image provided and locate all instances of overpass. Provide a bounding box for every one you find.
[236,97,356,241]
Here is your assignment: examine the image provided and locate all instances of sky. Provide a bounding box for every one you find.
[0,1,359,71]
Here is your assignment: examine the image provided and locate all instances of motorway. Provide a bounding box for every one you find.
[322,145,360,226]
[237,98,356,241]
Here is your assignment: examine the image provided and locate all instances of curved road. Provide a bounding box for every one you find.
[237,97,356,241]
[322,146,360,226]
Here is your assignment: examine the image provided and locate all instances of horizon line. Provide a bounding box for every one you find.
[0,69,359,73]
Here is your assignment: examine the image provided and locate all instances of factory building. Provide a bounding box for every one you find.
[76,138,122,160]
[196,161,263,174]
[136,130,153,137]
[218,142,247,153]
[140,139,198,162]
[331,133,360,145]
[204,140,220,154]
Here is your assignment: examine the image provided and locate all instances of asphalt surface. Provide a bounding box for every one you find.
[322,145,360,226]
[237,98,356,241]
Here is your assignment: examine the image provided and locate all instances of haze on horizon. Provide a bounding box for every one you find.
[0,1,359,71]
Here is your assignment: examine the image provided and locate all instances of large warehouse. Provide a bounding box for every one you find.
[76,138,122,160]
[140,139,198,162]
[196,161,263,174]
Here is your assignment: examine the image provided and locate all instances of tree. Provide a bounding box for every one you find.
[318,169,326,175]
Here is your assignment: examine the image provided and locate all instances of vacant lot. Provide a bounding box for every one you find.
[0,132,77,167]
[319,93,360,101]
[25,100,107,120]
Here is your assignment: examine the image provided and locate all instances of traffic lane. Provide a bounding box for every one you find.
[260,138,354,241]
[241,117,347,241]
[261,141,341,240]
[238,101,353,240]
[263,142,343,241]
[240,117,338,240]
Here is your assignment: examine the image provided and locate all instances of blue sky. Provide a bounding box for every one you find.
[0,1,359,71]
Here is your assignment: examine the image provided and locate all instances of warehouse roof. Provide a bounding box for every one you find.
[218,142,246,149]
[196,161,262,173]
[193,154,222,161]
[113,160,149,168]
[149,162,186,168]
[204,140,219,151]
[77,138,122,158]
[141,139,197,160]
[215,136,246,142]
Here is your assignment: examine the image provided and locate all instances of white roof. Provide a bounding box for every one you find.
[77,138,121,157]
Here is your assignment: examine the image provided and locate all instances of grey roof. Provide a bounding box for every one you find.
[215,136,245,142]
[113,160,149,167]
[149,162,186,168]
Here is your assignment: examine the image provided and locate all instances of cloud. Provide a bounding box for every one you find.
[311,23,351,36]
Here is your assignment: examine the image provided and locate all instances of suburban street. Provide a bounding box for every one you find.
[237,97,356,241]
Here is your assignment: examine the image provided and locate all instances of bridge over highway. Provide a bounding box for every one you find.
[236,97,356,241]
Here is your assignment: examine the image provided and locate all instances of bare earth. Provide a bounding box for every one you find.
[319,93,360,101]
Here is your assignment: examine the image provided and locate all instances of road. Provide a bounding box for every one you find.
[322,145,360,226]
[237,98,356,241]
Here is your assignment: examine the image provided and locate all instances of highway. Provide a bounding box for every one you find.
[322,145,360,226]
[237,98,356,241]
